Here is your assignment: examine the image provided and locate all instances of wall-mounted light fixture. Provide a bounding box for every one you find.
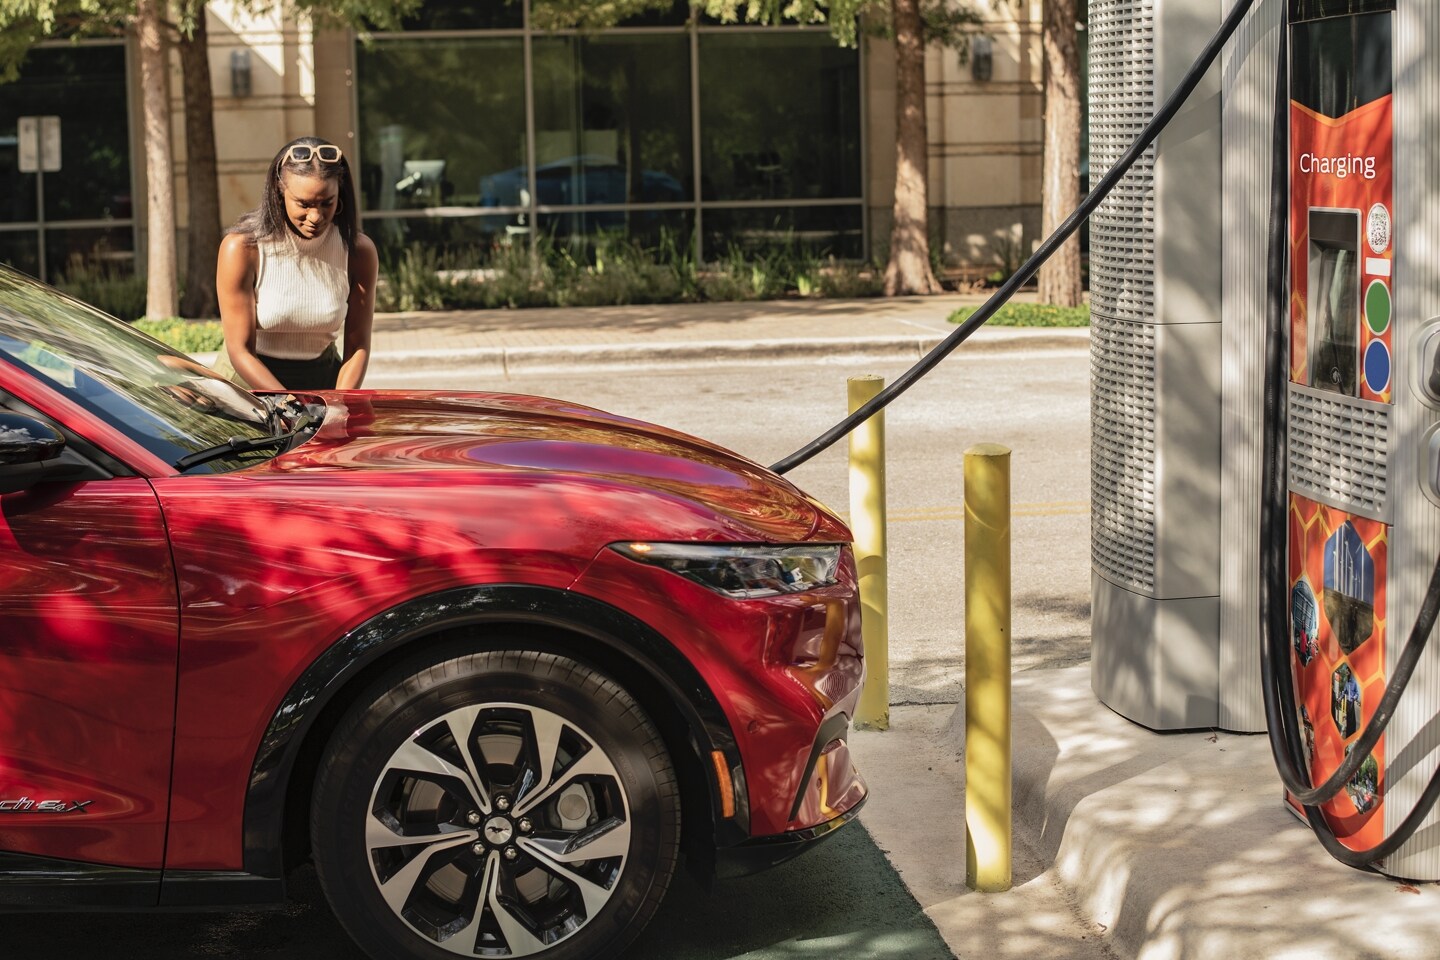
[231,49,252,98]
[970,35,993,83]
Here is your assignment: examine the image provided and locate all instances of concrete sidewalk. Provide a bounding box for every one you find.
[360,291,1090,379]
[848,669,1440,960]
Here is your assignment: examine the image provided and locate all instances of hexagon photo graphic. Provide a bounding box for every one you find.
[1292,577,1319,666]
[1331,662,1362,739]
[1323,521,1376,654]
[1344,742,1381,815]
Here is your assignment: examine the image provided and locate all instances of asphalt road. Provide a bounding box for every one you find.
[372,345,1094,704]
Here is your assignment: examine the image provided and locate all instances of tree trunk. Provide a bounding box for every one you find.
[179,3,221,318]
[137,0,178,319]
[883,0,942,297]
[1039,0,1083,308]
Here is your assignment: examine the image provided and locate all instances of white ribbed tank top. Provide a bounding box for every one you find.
[253,227,350,360]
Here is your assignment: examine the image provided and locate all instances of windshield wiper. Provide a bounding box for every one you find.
[173,411,316,472]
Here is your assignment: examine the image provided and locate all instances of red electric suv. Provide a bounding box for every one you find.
[0,266,867,959]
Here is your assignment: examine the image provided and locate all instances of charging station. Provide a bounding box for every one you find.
[1089,0,1440,878]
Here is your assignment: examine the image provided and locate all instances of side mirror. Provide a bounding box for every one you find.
[0,412,66,494]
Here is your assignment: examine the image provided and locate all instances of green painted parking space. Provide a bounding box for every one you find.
[3,824,952,960]
[630,826,954,960]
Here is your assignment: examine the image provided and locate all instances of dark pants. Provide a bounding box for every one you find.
[214,343,342,391]
[257,345,343,390]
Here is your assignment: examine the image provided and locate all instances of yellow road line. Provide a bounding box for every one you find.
[834,502,1090,523]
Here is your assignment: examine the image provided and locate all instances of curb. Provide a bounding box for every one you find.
[191,328,1089,378]
[379,328,1088,379]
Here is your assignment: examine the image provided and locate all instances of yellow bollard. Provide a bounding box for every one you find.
[849,375,889,731]
[964,442,1011,892]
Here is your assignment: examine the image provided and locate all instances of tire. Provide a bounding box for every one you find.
[311,647,680,960]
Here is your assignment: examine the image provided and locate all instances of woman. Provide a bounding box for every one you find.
[215,136,378,391]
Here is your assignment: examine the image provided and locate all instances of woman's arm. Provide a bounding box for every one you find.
[336,233,379,390]
[216,233,285,391]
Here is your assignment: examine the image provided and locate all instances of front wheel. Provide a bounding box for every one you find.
[312,648,680,960]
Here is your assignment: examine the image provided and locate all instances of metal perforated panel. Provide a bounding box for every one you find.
[1288,387,1391,521]
[1092,312,1158,592]
[1089,0,1156,322]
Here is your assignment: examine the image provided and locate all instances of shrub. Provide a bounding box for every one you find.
[378,246,451,312]
[817,260,884,299]
[948,303,1090,327]
[54,261,148,322]
[373,228,878,310]
[134,317,225,353]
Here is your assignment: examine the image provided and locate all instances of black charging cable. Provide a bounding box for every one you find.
[769,0,1259,475]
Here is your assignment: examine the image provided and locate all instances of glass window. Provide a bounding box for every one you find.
[397,0,523,31]
[356,39,527,213]
[0,45,131,224]
[703,205,863,260]
[532,35,692,206]
[45,225,134,281]
[537,208,694,255]
[0,232,39,278]
[0,268,274,472]
[364,214,520,265]
[698,33,860,201]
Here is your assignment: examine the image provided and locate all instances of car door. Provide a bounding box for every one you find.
[0,392,179,873]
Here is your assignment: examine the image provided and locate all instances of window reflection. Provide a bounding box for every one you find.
[357,39,527,212]
[699,34,861,202]
[531,35,692,207]
[0,269,272,472]
[355,13,865,261]
[704,206,863,260]
[363,214,517,265]
[0,45,131,225]
[46,226,134,284]
[537,209,694,254]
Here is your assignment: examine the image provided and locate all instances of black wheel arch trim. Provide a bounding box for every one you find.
[242,583,746,878]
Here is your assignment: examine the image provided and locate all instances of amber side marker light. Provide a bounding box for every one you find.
[711,750,735,819]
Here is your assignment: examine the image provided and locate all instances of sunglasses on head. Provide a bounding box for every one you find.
[286,144,342,164]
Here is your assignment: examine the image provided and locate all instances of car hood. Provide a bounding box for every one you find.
[263,390,840,542]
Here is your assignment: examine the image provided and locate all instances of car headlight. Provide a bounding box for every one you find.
[611,542,843,599]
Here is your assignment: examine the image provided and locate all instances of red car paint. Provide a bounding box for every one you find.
[0,329,865,879]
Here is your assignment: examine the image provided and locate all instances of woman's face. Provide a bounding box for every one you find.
[280,172,340,239]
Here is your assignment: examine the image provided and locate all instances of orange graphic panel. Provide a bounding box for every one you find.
[1287,494,1387,849]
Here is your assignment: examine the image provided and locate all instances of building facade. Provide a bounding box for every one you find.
[0,0,1045,286]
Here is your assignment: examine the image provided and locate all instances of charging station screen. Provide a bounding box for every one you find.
[1307,210,1360,395]
[1290,10,1393,403]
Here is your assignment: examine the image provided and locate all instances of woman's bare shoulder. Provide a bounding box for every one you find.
[350,231,379,270]
[217,231,258,281]
[219,231,258,259]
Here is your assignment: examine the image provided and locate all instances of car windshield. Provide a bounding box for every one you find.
[0,267,278,473]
